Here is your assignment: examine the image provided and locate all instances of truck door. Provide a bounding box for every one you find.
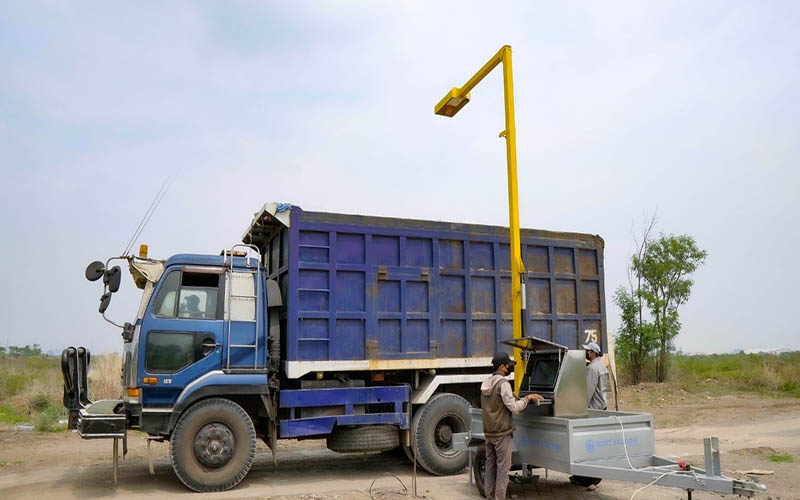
[138,266,224,408]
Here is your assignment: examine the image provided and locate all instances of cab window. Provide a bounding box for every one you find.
[145,332,194,373]
[153,271,180,317]
[153,270,220,320]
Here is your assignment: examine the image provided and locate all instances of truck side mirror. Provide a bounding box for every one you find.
[85,261,105,281]
[105,266,121,293]
[121,322,134,342]
[99,292,111,313]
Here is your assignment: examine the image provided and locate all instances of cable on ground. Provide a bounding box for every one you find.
[369,472,409,499]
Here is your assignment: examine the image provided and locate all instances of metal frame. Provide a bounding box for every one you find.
[278,385,410,438]
[284,357,493,379]
[411,373,495,405]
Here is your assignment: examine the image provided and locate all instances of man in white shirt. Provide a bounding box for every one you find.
[583,342,608,410]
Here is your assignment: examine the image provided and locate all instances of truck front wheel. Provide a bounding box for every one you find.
[410,393,471,475]
[170,398,256,492]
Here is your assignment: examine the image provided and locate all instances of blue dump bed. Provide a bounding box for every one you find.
[245,205,606,377]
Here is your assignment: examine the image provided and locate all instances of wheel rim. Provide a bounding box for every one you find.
[477,452,486,485]
[431,412,466,459]
[193,422,236,468]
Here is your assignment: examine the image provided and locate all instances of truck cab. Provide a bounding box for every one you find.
[126,252,271,436]
[64,247,283,492]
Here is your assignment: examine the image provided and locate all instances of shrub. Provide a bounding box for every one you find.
[35,404,66,432]
[28,392,51,413]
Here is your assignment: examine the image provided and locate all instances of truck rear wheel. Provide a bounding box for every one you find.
[410,393,471,475]
[170,398,256,492]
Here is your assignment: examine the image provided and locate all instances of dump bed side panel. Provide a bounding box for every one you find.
[273,208,605,371]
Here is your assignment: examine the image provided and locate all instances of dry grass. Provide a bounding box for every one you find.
[0,356,62,412]
[88,353,123,401]
[0,353,121,430]
[616,352,800,398]
[669,352,800,397]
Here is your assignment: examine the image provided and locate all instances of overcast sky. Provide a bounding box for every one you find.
[1,1,797,354]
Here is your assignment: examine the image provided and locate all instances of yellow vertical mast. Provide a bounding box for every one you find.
[435,45,527,394]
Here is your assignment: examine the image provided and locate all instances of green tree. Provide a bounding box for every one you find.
[635,235,707,382]
[613,286,658,384]
[614,214,658,384]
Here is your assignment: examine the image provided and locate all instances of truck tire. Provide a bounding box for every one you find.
[170,398,256,492]
[327,425,399,453]
[473,444,487,498]
[410,393,471,475]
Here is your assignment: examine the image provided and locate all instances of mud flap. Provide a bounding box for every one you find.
[261,394,278,466]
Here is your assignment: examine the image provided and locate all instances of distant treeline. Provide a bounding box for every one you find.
[0,344,45,357]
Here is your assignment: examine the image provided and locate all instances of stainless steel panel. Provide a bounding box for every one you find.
[553,349,588,418]
[569,410,655,464]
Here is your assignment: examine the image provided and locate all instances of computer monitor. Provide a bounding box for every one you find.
[528,358,560,390]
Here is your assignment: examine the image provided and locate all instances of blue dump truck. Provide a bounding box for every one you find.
[61,202,607,492]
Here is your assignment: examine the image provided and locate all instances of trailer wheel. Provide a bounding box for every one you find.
[170,398,256,492]
[569,475,603,487]
[327,425,399,453]
[410,393,471,475]
[473,444,487,497]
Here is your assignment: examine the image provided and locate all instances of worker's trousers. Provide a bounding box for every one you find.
[484,433,513,500]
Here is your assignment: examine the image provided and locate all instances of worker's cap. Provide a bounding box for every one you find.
[491,351,516,370]
[582,342,602,355]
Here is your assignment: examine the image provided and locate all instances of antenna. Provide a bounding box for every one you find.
[122,176,175,257]
[122,177,169,256]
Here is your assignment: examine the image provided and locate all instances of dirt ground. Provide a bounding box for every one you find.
[1,390,798,500]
